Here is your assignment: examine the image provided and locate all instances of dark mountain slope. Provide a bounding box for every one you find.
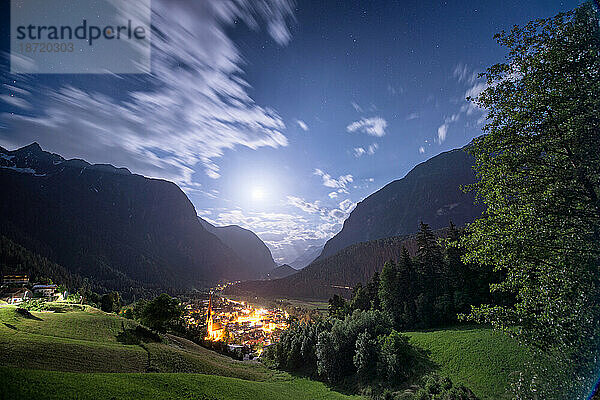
[0,143,247,291]
[225,234,421,300]
[199,218,275,279]
[319,148,483,259]
[225,147,484,300]
[264,264,297,280]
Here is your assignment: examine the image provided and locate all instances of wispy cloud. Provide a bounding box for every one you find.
[453,63,478,85]
[295,119,308,131]
[435,63,487,145]
[346,117,387,137]
[436,124,448,143]
[352,143,378,158]
[314,168,353,192]
[286,196,321,214]
[419,146,425,154]
[436,113,459,144]
[351,101,363,113]
[406,112,419,121]
[0,0,296,188]
[208,194,355,262]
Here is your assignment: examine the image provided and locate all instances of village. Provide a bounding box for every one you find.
[0,272,291,359]
[182,293,289,357]
[0,274,65,304]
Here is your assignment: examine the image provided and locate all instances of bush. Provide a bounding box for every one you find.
[100,292,121,313]
[413,374,478,400]
[139,293,183,333]
[378,330,423,385]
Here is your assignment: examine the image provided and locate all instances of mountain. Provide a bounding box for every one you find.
[319,148,484,259]
[289,244,323,270]
[225,147,484,300]
[264,264,297,280]
[198,218,275,279]
[0,143,251,293]
[225,234,419,300]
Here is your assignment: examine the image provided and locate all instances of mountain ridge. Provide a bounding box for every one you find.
[318,147,483,259]
[0,143,261,293]
[198,218,276,279]
[225,146,484,300]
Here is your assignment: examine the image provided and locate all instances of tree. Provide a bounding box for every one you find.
[366,271,381,310]
[416,222,443,284]
[353,330,377,381]
[132,299,148,320]
[100,291,121,313]
[139,293,183,333]
[461,3,600,397]
[349,283,370,311]
[377,330,420,385]
[328,294,348,318]
[379,260,400,324]
[316,330,337,382]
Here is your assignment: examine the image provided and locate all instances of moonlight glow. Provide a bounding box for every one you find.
[251,187,265,201]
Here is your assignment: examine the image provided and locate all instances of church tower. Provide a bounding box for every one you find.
[206,292,214,332]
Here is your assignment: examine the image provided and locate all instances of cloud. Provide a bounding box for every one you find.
[387,84,403,96]
[286,196,321,214]
[406,112,419,121]
[351,101,363,113]
[0,0,296,188]
[462,82,487,115]
[433,64,487,145]
[208,193,355,262]
[419,146,425,154]
[353,147,366,158]
[0,95,30,109]
[346,117,387,137]
[328,191,338,199]
[295,119,308,131]
[352,143,378,158]
[338,199,356,213]
[437,124,448,144]
[314,168,353,192]
[453,63,478,85]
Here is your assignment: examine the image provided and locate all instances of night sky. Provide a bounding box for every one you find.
[0,0,582,263]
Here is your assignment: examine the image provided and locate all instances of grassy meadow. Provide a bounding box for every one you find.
[407,327,530,399]
[0,303,529,399]
[0,304,360,399]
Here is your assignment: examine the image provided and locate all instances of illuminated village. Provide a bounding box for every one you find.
[183,293,289,354]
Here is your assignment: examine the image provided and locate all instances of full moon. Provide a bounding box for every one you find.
[251,187,265,201]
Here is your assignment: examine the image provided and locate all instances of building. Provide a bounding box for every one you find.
[2,274,29,286]
[0,288,33,304]
[205,293,224,340]
[32,284,58,297]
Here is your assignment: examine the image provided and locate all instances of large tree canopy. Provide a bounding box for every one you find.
[461,3,600,398]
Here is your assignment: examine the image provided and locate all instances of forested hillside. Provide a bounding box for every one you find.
[0,144,249,292]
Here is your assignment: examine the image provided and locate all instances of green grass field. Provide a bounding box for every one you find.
[0,305,360,400]
[0,304,528,399]
[0,368,360,400]
[407,327,529,400]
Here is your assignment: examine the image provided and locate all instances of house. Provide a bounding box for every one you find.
[2,274,29,286]
[0,288,33,304]
[32,284,58,297]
